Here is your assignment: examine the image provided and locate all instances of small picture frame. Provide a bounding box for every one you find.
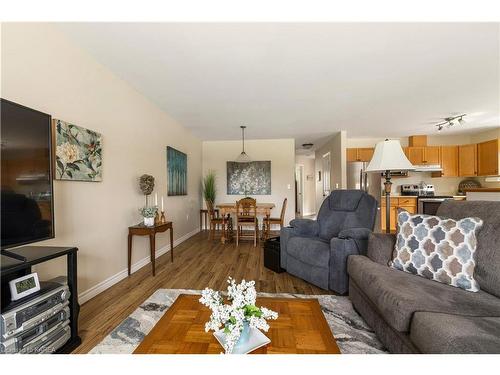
[9,272,41,301]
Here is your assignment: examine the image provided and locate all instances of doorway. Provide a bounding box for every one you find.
[295,165,304,216]
[322,152,331,200]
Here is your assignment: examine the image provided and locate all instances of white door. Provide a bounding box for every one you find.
[322,152,331,199]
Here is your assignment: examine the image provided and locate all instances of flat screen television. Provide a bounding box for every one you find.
[1,99,54,249]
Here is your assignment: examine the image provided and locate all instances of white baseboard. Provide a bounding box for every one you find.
[78,228,200,304]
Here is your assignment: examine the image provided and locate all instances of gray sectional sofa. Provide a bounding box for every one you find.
[348,200,500,353]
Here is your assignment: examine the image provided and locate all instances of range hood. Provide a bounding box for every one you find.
[413,164,443,172]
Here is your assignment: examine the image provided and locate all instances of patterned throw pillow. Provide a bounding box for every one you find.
[391,210,483,292]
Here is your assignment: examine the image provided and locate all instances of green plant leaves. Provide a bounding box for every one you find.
[203,170,217,203]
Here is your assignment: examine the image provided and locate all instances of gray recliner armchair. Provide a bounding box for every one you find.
[280,189,378,294]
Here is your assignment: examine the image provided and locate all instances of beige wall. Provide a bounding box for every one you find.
[314,131,347,209]
[1,23,202,300]
[202,139,295,226]
[295,155,316,216]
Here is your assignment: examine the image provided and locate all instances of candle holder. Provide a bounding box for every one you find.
[160,211,166,223]
[154,211,160,225]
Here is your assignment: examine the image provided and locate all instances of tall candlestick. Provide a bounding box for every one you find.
[155,193,158,206]
[161,196,164,211]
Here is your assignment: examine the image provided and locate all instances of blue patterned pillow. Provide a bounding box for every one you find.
[391,210,483,292]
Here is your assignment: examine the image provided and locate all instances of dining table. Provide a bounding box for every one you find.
[216,202,275,244]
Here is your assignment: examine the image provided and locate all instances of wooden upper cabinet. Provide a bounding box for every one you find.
[424,146,441,164]
[407,146,440,165]
[346,148,358,162]
[407,147,424,165]
[458,144,477,177]
[346,148,374,162]
[438,146,458,177]
[357,148,374,162]
[477,139,500,176]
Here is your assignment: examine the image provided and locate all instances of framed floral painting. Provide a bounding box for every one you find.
[53,119,103,181]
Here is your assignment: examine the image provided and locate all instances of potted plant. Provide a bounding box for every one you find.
[202,170,217,208]
[139,206,158,227]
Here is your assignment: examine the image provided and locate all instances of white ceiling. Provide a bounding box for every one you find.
[57,23,500,150]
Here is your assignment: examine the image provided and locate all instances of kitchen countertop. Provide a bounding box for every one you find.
[463,188,500,192]
[385,194,464,198]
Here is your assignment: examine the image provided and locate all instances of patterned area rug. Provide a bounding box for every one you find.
[90,289,387,354]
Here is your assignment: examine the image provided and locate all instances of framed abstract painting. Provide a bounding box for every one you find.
[52,119,103,181]
[167,146,187,196]
[227,161,271,195]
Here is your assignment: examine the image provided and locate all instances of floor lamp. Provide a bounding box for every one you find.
[365,140,415,233]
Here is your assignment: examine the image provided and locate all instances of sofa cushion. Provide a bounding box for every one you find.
[287,236,330,268]
[392,210,483,292]
[347,255,500,332]
[437,200,500,298]
[410,312,500,353]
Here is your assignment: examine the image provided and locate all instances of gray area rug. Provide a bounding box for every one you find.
[90,289,387,354]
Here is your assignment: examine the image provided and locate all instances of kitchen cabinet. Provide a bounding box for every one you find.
[432,145,459,177]
[477,139,500,176]
[346,148,357,162]
[458,144,477,177]
[380,196,417,232]
[406,146,441,165]
[346,148,374,162]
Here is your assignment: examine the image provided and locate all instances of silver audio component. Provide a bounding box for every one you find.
[1,284,70,341]
[0,307,70,353]
[20,320,71,354]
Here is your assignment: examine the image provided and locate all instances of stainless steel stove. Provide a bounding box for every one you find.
[400,183,435,197]
[400,183,453,214]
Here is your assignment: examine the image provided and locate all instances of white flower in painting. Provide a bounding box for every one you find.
[56,142,80,164]
[198,277,278,354]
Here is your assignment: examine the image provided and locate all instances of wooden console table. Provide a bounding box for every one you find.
[128,221,173,277]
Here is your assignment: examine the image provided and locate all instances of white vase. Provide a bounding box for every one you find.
[143,217,155,226]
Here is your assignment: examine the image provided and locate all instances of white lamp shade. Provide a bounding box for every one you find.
[365,140,415,172]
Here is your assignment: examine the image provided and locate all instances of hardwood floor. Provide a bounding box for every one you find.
[73,231,331,353]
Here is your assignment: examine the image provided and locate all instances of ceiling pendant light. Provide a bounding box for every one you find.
[235,125,252,163]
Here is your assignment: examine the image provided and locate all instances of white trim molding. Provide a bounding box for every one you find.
[78,228,200,304]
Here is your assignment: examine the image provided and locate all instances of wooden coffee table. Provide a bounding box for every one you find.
[133,294,340,354]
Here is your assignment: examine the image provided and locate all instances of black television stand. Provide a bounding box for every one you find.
[1,246,81,353]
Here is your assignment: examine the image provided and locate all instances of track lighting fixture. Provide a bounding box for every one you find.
[435,114,466,131]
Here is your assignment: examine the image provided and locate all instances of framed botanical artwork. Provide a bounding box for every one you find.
[226,161,271,195]
[52,119,103,181]
[167,146,187,196]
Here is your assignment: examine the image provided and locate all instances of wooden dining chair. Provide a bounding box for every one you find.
[235,197,259,247]
[263,198,287,240]
[206,201,231,241]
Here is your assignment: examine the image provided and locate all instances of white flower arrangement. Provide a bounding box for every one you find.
[199,277,278,354]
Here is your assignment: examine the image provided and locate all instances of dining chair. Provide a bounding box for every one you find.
[206,201,232,241]
[235,197,259,247]
[263,198,287,240]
